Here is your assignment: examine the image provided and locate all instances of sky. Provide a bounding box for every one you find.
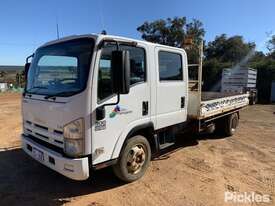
[0,0,275,65]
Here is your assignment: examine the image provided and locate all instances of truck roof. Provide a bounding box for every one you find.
[39,33,186,52]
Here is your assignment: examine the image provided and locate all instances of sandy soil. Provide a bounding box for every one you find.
[0,93,274,206]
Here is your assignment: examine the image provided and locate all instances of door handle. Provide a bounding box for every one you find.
[181,97,185,108]
[142,101,149,116]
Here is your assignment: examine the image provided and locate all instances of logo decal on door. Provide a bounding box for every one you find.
[109,105,132,118]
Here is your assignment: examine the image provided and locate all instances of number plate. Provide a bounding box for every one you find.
[32,147,44,162]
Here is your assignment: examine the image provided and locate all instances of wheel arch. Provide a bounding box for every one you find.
[111,121,156,160]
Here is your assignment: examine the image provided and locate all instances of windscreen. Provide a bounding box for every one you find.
[26,38,94,97]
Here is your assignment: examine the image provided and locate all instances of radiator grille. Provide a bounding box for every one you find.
[24,121,64,148]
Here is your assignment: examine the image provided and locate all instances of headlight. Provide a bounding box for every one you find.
[63,118,84,157]
[64,118,84,140]
[64,139,84,157]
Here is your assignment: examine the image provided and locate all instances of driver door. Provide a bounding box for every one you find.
[91,42,150,165]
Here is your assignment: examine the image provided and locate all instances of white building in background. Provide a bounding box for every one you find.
[221,67,257,93]
[0,83,8,92]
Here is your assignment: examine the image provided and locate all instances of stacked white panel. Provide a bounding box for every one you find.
[221,67,257,93]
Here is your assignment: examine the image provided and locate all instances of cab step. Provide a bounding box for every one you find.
[159,142,175,150]
[154,130,176,151]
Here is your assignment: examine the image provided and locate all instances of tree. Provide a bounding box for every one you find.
[266,35,275,60]
[137,17,205,48]
[203,34,256,91]
[205,34,255,64]
[251,59,275,103]
[0,71,6,78]
[267,35,275,52]
[137,17,205,65]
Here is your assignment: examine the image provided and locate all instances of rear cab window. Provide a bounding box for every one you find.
[158,51,183,81]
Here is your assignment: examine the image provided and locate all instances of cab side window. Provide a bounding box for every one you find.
[120,45,146,85]
[97,43,146,102]
[97,43,116,101]
[158,51,183,81]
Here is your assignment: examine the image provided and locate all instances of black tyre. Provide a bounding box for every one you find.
[249,96,256,105]
[224,113,239,136]
[113,135,151,182]
[215,113,239,137]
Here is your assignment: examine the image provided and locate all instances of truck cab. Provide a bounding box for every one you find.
[21,34,189,181]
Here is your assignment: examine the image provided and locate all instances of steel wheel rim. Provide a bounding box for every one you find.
[126,144,146,174]
[231,116,238,132]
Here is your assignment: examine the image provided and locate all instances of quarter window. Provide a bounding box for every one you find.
[158,51,183,81]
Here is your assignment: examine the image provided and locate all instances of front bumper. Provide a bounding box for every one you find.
[21,134,89,181]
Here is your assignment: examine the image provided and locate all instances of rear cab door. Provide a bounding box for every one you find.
[154,46,188,129]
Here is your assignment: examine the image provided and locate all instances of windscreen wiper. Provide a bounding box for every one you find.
[44,91,77,100]
[24,86,49,97]
[28,86,48,92]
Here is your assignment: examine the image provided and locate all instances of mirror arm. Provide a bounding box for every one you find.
[26,53,34,63]
[101,93,120,108]
[96,93,120,120]
[23,53,34,97]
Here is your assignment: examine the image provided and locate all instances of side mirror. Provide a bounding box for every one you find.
[24,62,31,81]
[111,50,130,94]
[96,106,105,121]
[95,50,130,121]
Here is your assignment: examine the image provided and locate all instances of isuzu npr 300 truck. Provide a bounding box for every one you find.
[21,34,249,182]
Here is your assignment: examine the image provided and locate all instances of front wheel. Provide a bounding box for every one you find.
[113,135,151,182]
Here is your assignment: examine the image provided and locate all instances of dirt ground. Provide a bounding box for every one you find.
[0,93,274,206]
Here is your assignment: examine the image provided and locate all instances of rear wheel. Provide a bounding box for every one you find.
[249,95,256,105]
[224,113,239,136]
[113,135,151,182]
[216,113,239,137]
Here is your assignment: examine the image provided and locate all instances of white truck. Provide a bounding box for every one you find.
[21,34,249,182]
